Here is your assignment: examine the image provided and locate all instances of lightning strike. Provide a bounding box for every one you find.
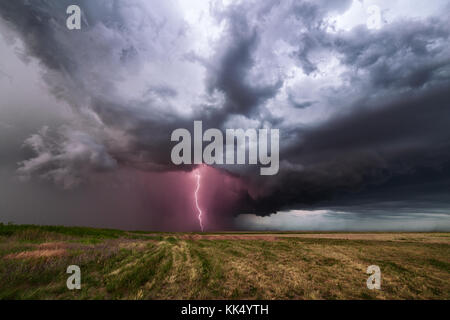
[194,167,205,232]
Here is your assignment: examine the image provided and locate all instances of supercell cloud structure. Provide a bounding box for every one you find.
[0,0,450,230]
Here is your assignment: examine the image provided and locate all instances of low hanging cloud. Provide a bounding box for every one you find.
[17,126,117,189]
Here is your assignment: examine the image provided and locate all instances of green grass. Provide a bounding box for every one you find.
[0,224,448,299]
[0,223,126,239]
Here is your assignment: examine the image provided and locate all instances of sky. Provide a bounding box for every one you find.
[0,0,449,231]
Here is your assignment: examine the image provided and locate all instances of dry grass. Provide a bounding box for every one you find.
[0,224,448,300]
[5,249,66,259]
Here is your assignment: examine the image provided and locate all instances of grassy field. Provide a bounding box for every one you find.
[0,223,449,300]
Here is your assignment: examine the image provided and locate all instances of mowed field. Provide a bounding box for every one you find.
[0,224,449,300]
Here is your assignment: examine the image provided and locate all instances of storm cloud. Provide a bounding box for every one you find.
[0,0,450,230]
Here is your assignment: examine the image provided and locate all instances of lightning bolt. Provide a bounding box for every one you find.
[194,167,205,232]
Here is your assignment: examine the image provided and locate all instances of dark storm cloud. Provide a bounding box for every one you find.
[0,0,200,178]
[17,126,118,189]
[332,18,450,90]
[1,0,450,228]
[208,1,450,217]
[206,10,282,117]
[243,87,450,215]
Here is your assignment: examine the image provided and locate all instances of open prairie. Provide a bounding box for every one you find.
[0,224,449,300]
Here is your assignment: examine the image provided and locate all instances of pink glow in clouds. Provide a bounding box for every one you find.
[192,165,250,230]
[67,165,251,231]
